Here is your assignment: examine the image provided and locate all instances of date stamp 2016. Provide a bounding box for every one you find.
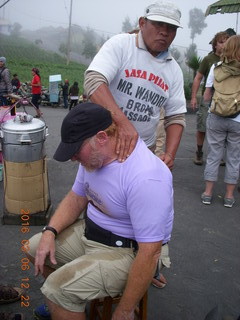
[20,209,31,308]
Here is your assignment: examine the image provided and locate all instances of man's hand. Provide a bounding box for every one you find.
[87,82,138,162]
[160,152,174,170]
[190,97,198,110]
[116,118,138,162]
[203,87,212,103]
[34,232,57,276]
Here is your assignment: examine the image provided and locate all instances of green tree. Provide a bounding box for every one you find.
[122,16,133,33]
[170,47,181,64]
[185,43,202,81]
[82,28,97,59]
[186,55,202,78]
[185,43,198,63]
[35,39,43,46]
[59,43,68,57]
[10,22,22,38]
[82,41,97,59]
[188,8,207,44]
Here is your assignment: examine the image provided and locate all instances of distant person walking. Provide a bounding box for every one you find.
[69,81,79,111]
[0,57,12,106]
[29,68,42,118]
[11,73,21,94]
[61,79,69,109]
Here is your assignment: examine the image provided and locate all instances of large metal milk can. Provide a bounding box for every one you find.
[0,114,51,225]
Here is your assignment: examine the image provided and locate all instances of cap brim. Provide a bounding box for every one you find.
[53,140,83,162]
[146,15,182,28]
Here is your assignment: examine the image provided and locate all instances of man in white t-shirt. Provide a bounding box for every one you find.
[84,1,186,170]
[27,103,173,320]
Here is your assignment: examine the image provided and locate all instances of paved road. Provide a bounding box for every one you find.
[0,106,239,319]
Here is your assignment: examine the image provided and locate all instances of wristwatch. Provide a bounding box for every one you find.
[42,226,58,237]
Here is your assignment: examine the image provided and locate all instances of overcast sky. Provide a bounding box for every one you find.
[1,0,239,57]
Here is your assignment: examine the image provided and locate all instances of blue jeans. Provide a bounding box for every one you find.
[0,95,7,106]
[63,95,68,109]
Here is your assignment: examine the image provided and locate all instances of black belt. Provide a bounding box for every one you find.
[84,216,138,250]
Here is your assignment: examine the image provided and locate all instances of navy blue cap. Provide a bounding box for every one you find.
[53,103,112,162]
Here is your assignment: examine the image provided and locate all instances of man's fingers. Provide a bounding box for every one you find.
[116,138,130,162]
[49,251,57,265]
[34,256,43,276]
[116,131,138,162]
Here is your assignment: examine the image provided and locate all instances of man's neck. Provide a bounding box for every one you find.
[102,138,118,166]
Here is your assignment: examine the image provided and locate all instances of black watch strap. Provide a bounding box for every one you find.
[42,226,58,237]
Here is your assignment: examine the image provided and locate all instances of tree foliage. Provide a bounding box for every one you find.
[186,55,202,78]
[185,43,202,79]
[10,22,22,38]
[35,39,43,46]
[122,16,133,33]
[59,43,67,57]
[188,8,207,43]
[82,28,97,59]
[170,47,181,64]
[185,43,198,63]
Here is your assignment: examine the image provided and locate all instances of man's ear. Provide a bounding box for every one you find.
[139,17,146,29]
[95,131,108,145]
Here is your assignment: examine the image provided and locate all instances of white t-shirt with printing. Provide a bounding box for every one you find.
[86,33,186,146]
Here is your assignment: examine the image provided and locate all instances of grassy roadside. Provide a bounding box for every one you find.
[0,34,87,92]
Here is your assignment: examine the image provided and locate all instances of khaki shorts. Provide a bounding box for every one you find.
[29,219,170,312]
[196,98,210,132]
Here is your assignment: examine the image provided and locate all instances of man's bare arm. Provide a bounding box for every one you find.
[190,72,204,110]
[112,241,161,320]
[34,190,88,275]
[160,114,185,169]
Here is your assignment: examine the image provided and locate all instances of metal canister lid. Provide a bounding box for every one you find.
[1,117,45,134]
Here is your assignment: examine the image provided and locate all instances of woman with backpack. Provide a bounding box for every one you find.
[201,35,240,208]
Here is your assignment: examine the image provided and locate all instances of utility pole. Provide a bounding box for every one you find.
[236,12,239,34]
[66,0,73,65]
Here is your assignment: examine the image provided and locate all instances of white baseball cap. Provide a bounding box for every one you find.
[144,1,182,28]
[0,57,6,64]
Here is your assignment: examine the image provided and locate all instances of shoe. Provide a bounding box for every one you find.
[152,273,167,289]
[0,285,24,304]
[223,198,235,208]
[194,151,203,165]
[201,193,212,205]
[33,304,51,320]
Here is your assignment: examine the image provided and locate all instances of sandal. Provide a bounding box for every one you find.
[0,285,24,304]
[151,273,167,289]
[0,313,24,320]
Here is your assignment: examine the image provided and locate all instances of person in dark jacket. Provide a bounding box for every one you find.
[11,74,21,93]
[0,57,12,106]
[61,79,69,109]
[69,81,79,111]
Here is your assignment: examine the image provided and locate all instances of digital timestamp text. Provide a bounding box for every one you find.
[20,209,31,308]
